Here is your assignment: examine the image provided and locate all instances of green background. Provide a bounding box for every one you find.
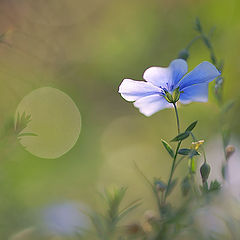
[0,0,239,238]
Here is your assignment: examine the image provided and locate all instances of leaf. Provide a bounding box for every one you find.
[18,132,38,137]
[185,121,198,133]
[178,148,191,155]
[166,178,178,197]
[118,199,141,221]
[209,180,221,192]
[15,111,32,134]
[189,150,200,158]
[88,213,106,239]
[178,148,199,156]
[171,132,189,142]
[195,17,202,32]
[161,139,174,158]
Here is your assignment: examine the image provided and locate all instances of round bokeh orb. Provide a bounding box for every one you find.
[15,87,81,159]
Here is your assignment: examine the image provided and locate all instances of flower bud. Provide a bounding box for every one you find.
[200,162,211,183]
[126,223,143,235]
[221,163,227,179]
[172,87,180,102]
[178,49,189,60]
[163,91,174,103]
[225,145,235,160]
[163,88,180,104]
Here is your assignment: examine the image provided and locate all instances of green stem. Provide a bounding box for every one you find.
[164,103,181,201]
[173,103,180,134]
[165,140,182,200]
[186,35,201,50]
[134,162,162,216]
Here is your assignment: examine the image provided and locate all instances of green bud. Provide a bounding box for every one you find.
[163,89,180,104]
[200,162,211,183]
[178,49,189,61]
[172,87,180,102]
[163,91,173,103]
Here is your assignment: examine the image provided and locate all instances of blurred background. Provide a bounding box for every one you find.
[0,0,239,238]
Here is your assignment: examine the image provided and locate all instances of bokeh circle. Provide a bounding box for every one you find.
[15,87,81,159]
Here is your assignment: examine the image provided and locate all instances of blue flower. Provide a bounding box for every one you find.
[118,59,220,116]
[41,202,89,236]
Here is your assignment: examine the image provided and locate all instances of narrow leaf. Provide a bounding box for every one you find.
[161,139,174,158]
[209,180,221,192]
[18,132,38,137]
[178,148,199,156]
[171,132,189,142]
[178,148,191,155]
[185,121,198,133]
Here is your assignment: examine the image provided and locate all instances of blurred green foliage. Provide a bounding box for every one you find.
[0,0,239,238]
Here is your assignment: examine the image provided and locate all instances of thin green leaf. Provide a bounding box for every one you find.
[18,132,38,137]
[161,139,174,158]
[195,17,202,32]
[171,132,189,142]
[209,180,221,192]
[178,148,199,156]
[185,121,198,133]
[118,199,141,221]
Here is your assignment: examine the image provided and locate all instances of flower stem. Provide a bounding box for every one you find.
[164,140,182,200]
[173,103,180,134]
[186,35,201,50]
[164,103,182,202]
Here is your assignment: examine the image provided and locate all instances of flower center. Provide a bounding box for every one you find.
[160,87,181,103]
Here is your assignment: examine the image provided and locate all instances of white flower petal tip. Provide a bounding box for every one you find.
[118,78,161,102]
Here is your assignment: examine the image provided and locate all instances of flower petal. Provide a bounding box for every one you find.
[133,94,172,116]
[143,59,188,89]
[143,66,170,87]
[169,59,188,87]
[119,79,161,101]
[178,61,220,90]
[179,83,209,104]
